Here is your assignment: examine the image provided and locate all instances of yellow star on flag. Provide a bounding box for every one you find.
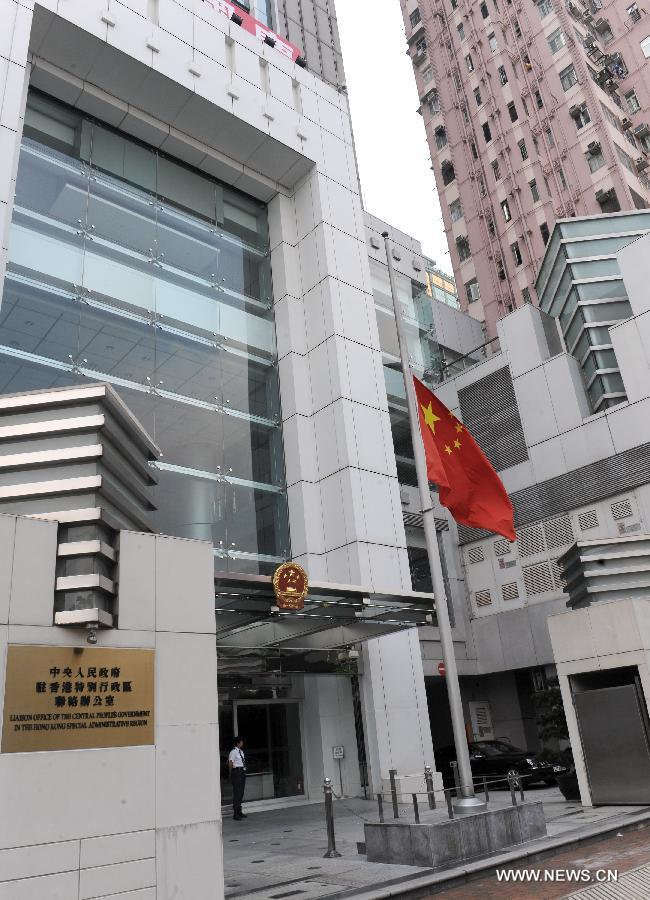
[444,444,452,455]
[454,439,461,449]
[455,422,463,433]
[421,402,440,435]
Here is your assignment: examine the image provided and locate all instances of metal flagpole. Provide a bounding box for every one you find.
[382,233,486,813]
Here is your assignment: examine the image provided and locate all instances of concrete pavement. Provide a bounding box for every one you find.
[223,787,650,899]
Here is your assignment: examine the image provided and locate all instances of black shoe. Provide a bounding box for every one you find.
[240,813,247,818]
[233,814,244,820]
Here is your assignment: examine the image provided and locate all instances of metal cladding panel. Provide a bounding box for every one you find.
[458,442,650,545]
[458,366,529,473]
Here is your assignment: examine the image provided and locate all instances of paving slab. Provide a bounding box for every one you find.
[223,787,650,899]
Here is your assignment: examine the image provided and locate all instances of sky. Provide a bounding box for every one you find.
[336,0,449,267]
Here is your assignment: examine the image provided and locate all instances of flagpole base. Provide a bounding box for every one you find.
[452,795,488,816]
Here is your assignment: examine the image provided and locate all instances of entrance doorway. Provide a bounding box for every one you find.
[220,699,304,804]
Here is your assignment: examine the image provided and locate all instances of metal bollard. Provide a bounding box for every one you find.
[483,776,489,802]
[425,764,435,810]
[323,778,342,858]
[389,768,399,819]
[445,789,454,819]
[450,761,460,794]
[377,793,384,823]
[519,779,525,803]
[508,773,518,807]
[412,793,420,824]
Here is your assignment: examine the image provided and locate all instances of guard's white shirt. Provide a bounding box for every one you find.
[229,748,245,768]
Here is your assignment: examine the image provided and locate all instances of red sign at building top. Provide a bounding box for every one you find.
[202,1,303,63]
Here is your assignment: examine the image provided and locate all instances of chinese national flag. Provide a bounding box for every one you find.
[413,376,516,541]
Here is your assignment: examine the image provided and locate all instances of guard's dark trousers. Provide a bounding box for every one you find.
[232,769,246,818]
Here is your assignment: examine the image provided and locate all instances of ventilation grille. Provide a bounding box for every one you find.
[611,498,633,520]
[494,538,511,557]
[475,589,492,607]
[457,443,650,545]
[578,509,599,531]
[518,523,545,557]
[550,558,566,591]
[468,546,485,564]
[502,581,520,601]
[522,561,554,596]
[457,366,529,472]
[544,515,574,550]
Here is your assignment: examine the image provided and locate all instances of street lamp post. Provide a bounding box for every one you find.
[382,232,486,814]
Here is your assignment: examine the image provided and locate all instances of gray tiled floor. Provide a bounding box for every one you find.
[223,788,650,899]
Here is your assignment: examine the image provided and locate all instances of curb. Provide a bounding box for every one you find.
[344,807,650,900]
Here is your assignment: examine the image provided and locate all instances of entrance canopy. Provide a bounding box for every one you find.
[215,572,435,671]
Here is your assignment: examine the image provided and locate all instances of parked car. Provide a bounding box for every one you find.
[435,739,568,790]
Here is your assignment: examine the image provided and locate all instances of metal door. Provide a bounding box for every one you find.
[574,683,650,804]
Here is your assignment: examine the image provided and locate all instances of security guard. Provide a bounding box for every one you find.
[228,736,247,820]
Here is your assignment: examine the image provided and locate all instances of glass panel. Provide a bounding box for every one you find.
[581,299,632,322]
[576,280,627,302]
[0,91,289,574]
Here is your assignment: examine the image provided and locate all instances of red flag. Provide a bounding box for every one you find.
[413,376,516,541]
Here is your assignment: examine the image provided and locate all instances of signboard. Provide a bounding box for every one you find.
[437,662,446,676]
[201,1,302,63]
[273,562,308,611]
[1,645,154,753]
[332,745,345,760]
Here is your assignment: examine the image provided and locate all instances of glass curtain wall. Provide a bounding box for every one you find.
[0,91,289,574]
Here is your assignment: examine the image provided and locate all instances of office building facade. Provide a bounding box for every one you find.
[399,0,650,337]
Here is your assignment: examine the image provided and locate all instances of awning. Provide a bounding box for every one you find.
[215,572,436,661]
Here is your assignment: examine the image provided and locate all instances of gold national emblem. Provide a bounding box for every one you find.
[273,563,308,611]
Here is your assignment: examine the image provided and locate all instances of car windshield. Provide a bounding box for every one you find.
[473,741,523,756]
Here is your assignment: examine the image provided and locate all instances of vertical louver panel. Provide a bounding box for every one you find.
[611,498,633,520]
[458,367,529,472]
[475,589,492,608]
[578,509,599,531]
[543,515,574,550]
[467,546,485,564]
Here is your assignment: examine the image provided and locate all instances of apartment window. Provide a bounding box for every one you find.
[466,278,480,303]
[422,65,434,83]
[466,53,475,72]
[511,241,523,266]
[498,65,508,85]
[474,87,483,106]
[522,96,529,116]
[545,127,554,147]
[616,144,636,173]
[458,23,465,41]
[410,8,421,27]
[600,102,621,130]
[540,222,550,244]
[535,90,544,109]
[537,0,552,17]
[450,198,463,222]
[533,135,539,153]
[548,28,566,54]
[496,257,507,280]
[625,90,641,114]
[457,236,471,261]
[587,146,605,172]
[478,175,487,197]
[560,64,578,91]
[522,287,532,304]
[435,127,448,150]
[428,92,441,115]
[572,102,591,129]
[451,0,458,8]
[641,36,650,58]
[471,140,479,159]
[558,168,567,189]
[492,158,501,181]
[453,70,462,90]
[462,104,470,123]
[487,215,496,237]
[544,175,551,195]
[442,161,456,185]
[501,198,512,221]
[480,1,489,18]
[529,179,540,202]
[514,19,522,38]
[482,121,492,143]
[416,36,428,55]
[489,32,498,52]
[508,101,518,123]
[519,139,528,160]
[601,25,615,46]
